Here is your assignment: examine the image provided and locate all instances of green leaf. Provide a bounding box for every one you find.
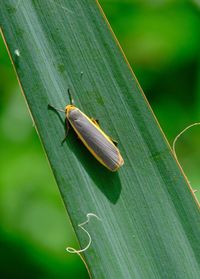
[1,1,200,278]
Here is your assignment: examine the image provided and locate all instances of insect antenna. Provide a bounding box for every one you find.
[68,88,74,105]
[48,104,65,113]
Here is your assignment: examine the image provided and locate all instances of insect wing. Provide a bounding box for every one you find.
[68,108,123,171]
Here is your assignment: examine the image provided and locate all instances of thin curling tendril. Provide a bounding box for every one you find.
[172,122,200,194]
[66,213,101,279]
[173,122,200,161]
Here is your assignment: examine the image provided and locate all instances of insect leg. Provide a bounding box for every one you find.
[61,118,70,145]
[109,137,118,146]
[91,118,100,126]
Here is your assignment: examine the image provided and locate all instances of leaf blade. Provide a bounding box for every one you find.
[1,0,200,278]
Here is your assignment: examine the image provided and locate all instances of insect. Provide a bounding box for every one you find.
[48,90,124,171]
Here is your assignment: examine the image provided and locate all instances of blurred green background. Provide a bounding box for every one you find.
[1,0,200,278]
